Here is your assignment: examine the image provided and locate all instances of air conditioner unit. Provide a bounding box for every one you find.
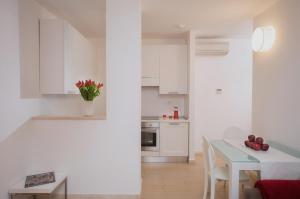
[195,39,229,56]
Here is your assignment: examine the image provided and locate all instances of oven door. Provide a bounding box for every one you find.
[141,127,159,151]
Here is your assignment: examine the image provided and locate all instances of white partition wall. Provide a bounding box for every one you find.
[105,0,142,192]
[0,0,141,197]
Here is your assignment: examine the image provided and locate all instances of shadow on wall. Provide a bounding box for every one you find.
[0,120,34,199]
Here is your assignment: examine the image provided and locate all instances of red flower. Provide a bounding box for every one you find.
[76,80,103,89]
[97,83,104,89]
[75,81,84,88]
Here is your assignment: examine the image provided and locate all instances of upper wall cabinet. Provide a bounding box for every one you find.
[40,19,96,94]
[142,45,160,86]
[159,45,188,94]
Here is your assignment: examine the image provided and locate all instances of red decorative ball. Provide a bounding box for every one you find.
[248,135,256,142]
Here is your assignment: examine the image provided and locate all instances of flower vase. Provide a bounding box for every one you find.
[82,100,94,116]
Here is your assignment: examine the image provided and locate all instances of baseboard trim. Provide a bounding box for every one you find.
[142,156,188,163]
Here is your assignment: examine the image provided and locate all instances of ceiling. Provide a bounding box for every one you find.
[36,0,278,38]
[36,0,106,38]
[142,0,278,37]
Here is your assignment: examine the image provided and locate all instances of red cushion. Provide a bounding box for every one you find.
[255,180,300,199]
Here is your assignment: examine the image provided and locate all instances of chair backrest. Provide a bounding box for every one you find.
[202,136,215,174]
[223,126,247,140]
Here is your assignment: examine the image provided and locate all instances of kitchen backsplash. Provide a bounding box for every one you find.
[142,87,187,117]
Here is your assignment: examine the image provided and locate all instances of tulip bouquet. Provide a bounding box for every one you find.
[75,79,104,101]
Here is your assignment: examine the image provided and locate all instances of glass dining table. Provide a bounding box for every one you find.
[210,140,260,199]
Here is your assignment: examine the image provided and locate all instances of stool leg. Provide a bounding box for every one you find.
[33,195,37,199]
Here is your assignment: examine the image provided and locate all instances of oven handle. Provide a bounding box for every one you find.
[141,128,158,134]
[142,130,157,134]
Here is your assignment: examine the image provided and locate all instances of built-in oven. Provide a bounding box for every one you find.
[141,122,160,152]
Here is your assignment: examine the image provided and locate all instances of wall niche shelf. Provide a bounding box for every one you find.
[32,115,106,121]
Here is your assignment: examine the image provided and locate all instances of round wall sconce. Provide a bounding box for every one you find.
[252,26,276,52]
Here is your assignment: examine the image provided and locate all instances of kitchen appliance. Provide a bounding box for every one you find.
[141,122,159,152]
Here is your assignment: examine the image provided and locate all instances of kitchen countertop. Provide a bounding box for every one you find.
[141,117,189,123]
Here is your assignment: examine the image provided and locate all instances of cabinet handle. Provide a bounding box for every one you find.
[168,92,179,94]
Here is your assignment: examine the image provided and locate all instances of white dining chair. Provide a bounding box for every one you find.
[202,136,249,199]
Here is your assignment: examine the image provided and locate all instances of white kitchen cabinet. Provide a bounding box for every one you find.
[142,45,160,86]
[40,19,96,94]
[159,45,188,94]
[160,122,189,156]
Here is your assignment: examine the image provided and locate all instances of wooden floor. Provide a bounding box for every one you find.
[54,154,255,199]
[141,154,254,199]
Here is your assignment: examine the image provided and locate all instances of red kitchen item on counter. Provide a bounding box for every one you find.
[173,106,179,119]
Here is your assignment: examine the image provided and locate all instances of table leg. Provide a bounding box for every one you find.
[65,178,68,199]
[229,163,239,199]
[257,170,261,180]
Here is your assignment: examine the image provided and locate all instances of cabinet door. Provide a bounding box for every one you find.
[159,45,188,94]
[40,19,96,94]
[142,45,160,86]
[40,19,65,94]
[160,122,189,156]
[64,24,96,94]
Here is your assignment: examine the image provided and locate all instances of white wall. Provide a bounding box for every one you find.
[105,0,141,193]
[0,0,41,143]
[253,0,300,151]
[142,87,186,117]
[0,0,41,197]
[90,38,107,116]
[192,39,253,152]
[142,37,187,45]
[188,19,253,160]
[0,0,141,198]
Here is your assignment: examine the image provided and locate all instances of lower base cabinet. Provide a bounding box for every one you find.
[160,122,189,156]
